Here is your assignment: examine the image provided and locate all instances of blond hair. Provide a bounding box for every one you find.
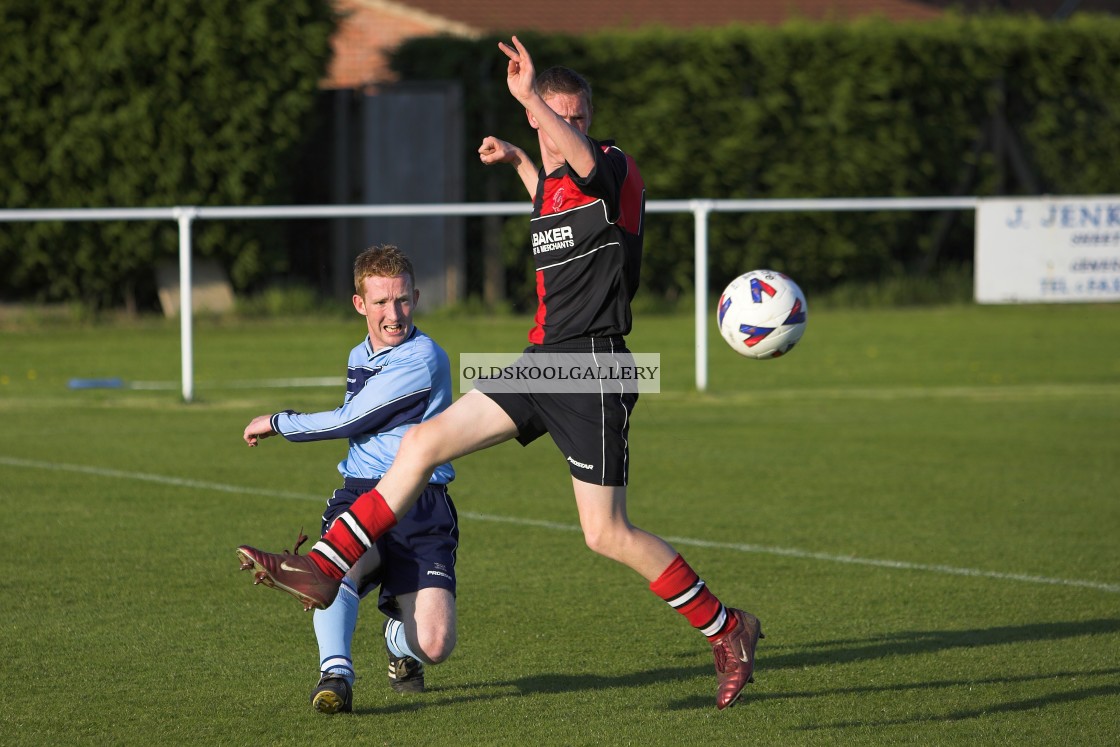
[353,244,415,295]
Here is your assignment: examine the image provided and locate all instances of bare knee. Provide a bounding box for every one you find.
[395,589,456,664]
[582,523,627,562]
[414,625,456,664]
[582,527,607,556]
[399,422,442,473]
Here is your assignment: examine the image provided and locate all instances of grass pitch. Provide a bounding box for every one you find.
[1,303,1118,745]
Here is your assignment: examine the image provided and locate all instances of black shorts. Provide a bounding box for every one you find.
[476,336,638,487]
[322,478,458,618]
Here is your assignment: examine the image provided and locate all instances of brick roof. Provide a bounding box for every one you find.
[383,0,945,33]
[325,0,1115,88]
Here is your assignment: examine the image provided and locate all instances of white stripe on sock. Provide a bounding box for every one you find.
[385,618,422,662]
[313,540,350,573]
[321,656,353,676]
[668,580,705,608]
[701,606,728,638]
[341,512,372,549]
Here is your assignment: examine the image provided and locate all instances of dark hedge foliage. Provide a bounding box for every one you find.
[5,12,1117,310]
[0,0,334,310]
[391,16,1120,305]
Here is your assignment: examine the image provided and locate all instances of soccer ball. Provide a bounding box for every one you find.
[716,270,808,359]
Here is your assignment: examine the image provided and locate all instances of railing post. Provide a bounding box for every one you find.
[173,207,198,403]
[692,199,713,392]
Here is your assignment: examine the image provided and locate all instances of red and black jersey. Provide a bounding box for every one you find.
[527,137,645,345]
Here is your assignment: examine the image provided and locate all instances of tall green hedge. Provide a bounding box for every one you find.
[5,12,1117,310]
[392,16,1120,304]
[0,0,333,310]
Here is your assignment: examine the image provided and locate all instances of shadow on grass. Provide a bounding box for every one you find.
[352,618,1120,716]
[764,618,1120,670]
[353,664,708,716]
[795,679,1120,731]
[664,666,1120,712]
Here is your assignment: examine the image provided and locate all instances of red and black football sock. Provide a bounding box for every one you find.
[309,488,398,577]
[649,553,736,640]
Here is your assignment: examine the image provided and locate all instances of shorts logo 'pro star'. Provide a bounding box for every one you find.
[280,561,312,574]
[567,455,594,470]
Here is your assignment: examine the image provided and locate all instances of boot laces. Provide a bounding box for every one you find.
[284,528,309,556]
[712,638,732,672]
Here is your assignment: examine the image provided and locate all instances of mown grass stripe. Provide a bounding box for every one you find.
[4,454,1116,594]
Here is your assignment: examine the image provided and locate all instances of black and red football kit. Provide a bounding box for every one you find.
[478,136,647,486]
[528,138,645,345]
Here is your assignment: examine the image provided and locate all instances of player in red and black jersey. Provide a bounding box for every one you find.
[237,36,763,711]
[479,64,645,347]
[526,135,644,344]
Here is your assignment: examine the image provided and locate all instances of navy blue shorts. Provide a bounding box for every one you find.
[322,478,458,618]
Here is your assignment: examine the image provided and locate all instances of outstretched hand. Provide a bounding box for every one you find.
[478,136,520,166]
[478,135,539,197]
[498,35,536,105]
[243,414,276,447]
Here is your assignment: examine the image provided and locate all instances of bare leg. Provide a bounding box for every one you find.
[345,542,382,593]
[392,588,457,664]
[571,478,677,581]
[377,390,519,517]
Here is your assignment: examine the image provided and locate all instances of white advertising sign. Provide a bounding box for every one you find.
[975,195,1120,303]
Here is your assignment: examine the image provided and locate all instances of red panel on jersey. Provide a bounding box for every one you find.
[529,270,547,345]
[617,154,645,234]
[540,173,596,217]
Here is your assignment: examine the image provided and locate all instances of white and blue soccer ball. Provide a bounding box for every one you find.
[716,269,808,359]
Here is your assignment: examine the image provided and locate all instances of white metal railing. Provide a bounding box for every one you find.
[0,197,979,401]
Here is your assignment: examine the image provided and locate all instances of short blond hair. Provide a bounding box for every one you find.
[353,244,415,295]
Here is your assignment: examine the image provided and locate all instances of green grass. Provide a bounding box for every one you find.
[2,304,1119,745]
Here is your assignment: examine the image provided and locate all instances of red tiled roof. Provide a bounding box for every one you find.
[325,0,1115,89]
[919,0,1118,13]
[384,0,944,34]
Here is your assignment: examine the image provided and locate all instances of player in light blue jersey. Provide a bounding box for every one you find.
[241,244,457,713]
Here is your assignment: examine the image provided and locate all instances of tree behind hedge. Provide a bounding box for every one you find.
[0,0,333,311]
[391,16,1120,306]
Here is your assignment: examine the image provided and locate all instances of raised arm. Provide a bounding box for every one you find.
[499,35,595,178]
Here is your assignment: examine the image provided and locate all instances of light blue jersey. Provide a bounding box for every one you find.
[270,326,455,484]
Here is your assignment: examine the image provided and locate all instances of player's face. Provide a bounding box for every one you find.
[353,273,418,351]
[543,92,591,134]
[534,92,592,156]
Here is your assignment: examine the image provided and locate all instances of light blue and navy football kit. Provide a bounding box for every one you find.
[271,326,457,615]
